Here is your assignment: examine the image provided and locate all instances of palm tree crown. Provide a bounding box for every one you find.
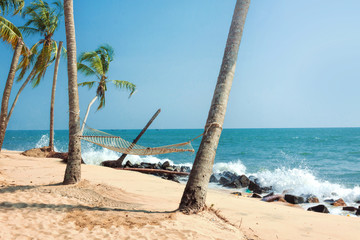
[78,44,136,110]
[17,0,63,86]
[0,0,26,50]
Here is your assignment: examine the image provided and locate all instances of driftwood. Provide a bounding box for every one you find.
[115,167,190,176]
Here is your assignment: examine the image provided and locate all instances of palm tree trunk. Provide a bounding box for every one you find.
[179,0,250,213]
[0,38,23,151]
[63,0,82,185]
[49,41,63,151]
[80,95,97,133]
[5,68,35,126]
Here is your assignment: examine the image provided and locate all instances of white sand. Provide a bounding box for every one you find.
[0,150,359,240]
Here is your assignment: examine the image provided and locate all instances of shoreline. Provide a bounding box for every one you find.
[1,150,360,239]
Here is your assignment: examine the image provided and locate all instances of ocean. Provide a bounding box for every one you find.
[3,128,360,215]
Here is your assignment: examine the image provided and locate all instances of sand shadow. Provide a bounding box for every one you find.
[0,183,62,194]
[0,201,177,214]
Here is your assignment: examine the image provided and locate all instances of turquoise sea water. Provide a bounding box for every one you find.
[3,128,360,211]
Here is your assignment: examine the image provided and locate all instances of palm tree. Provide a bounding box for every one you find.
[3,0,64,148]
[179,0,251,213]
[0,0,25,151]
[77,44,136,132]
[63,0,81,185]
[0,38,23,151]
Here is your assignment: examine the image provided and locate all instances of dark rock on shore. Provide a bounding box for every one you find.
[324,199,335,204]
[210,174,219,183]
[219,176,232,186]
[284,194,305,204]
[180,166,190,173]
[343,206,358,212]
[161,161,170,169]
[251,193,262,198]
[356,208,360,216]
[248,180,262,194]
[262,194,284,202]
[307,205,329,213]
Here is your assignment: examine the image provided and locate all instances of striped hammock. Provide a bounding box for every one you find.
[79,125,196,155]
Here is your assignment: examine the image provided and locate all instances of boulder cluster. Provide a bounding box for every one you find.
[210,171,360,216]
[121,160,190,183]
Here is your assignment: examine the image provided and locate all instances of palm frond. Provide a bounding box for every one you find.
[78,51,104,77]
[111,80,136,97]
[0,0,24,15]
[0,15,22,48]
[77,62,99,78]
[78,81,97,89]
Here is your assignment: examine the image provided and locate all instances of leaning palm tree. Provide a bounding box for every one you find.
[179,0,251,213]
[77,44,136,132]
[4,0,64,151]
[0,0,25,151]
[63,0,81,185]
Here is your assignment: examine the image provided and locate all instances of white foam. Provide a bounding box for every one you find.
[213,160,247,176]
[35,134,59,152]
[254,167,360,203]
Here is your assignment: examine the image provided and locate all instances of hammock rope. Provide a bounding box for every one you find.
[79,124,200,155]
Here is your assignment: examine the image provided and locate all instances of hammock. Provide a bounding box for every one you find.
[79,125,197,155]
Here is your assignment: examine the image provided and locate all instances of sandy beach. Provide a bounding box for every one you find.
[0,150,359,240]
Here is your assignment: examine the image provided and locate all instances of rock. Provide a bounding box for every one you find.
[355,200,360,204]
[343,206,358,212]
[101,160,121,168]
[166,174,180,183]
[140,162,155,169]
[124,161,133,168]
[356,208,360,216]
[261,186,272,193]
[307,205,329,213]
[209,174,219,183]
[133,164,140,168]
[161,161,170,169]
[248,181,262,194]
[231,192,242,196]
[262,194,283,202]
[22,146,52,158]
[219,176,231,186]
[154,163,161,169]
[165,166,175,171]
[284,194,305,204]
[180,166,191,173]
[251,193,262,198]
[307,196,319,203]
[324,199,335,204]
[263,192,274,198]
[221,171,238,182]
[173,166,181,172]
[332,198,346,207]
[238,175,250,188]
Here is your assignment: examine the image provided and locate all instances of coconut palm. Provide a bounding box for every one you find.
[63,0,81,185]
[0,0,25,151]
[3,0,64,151]
[179,0,251,213]
[77,44,136,132]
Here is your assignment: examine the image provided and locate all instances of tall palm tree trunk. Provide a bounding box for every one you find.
[49,41,63,151]
[179,0,250,213]
[0,38,23,151]
[5,68,35,126]
[63,0,82,185]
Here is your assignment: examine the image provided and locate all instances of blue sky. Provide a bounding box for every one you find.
[1,0,360,130]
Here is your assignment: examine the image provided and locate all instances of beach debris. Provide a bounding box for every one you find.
[307,205,330,213]
[231,192,242,196]
[284,194,305,204]
[342,206,358,212]
[332,198,346,207]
